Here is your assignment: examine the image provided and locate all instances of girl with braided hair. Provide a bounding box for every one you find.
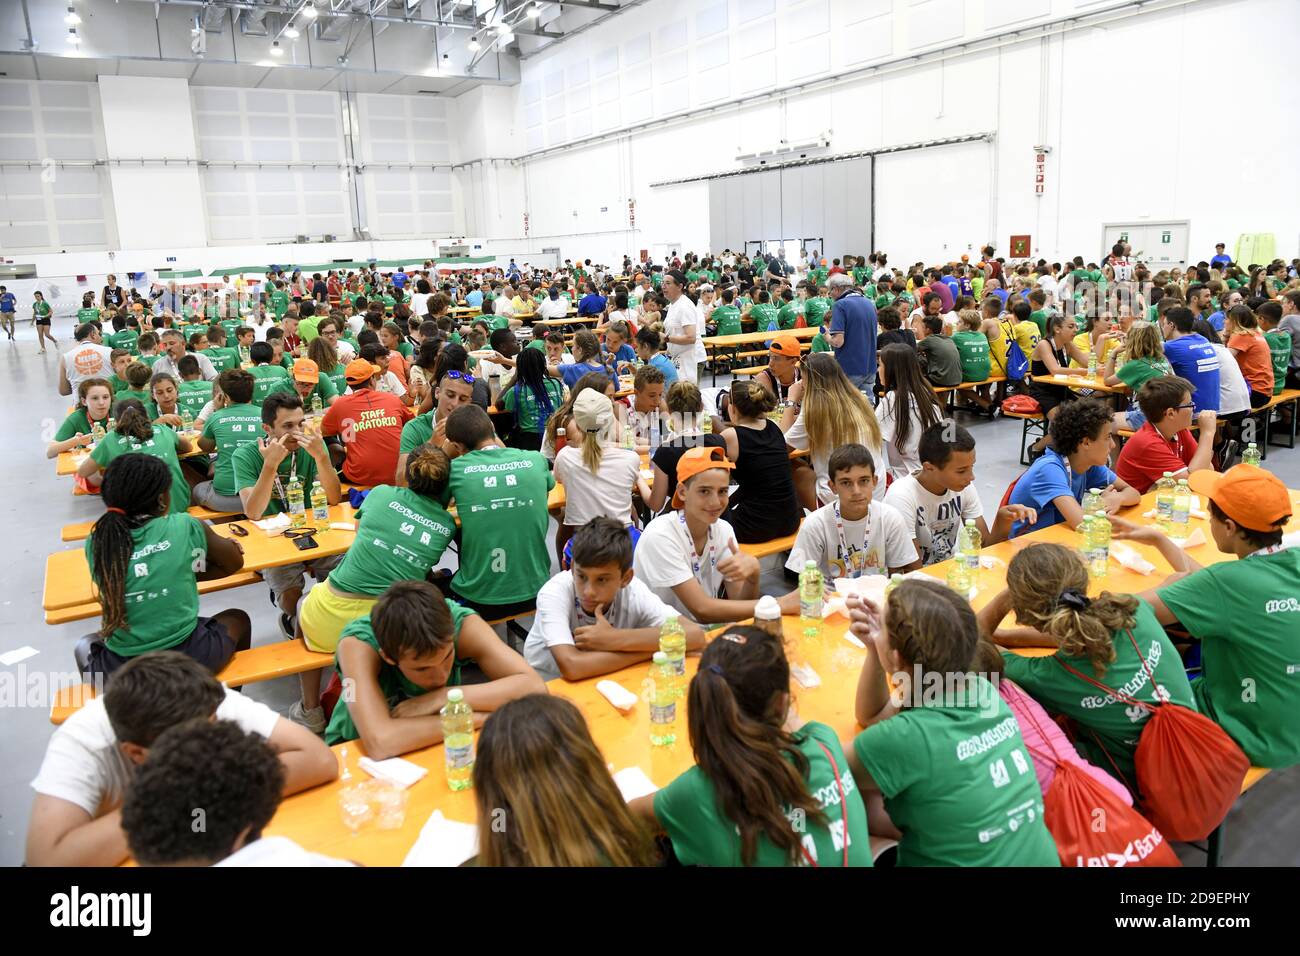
[75,399,195,512]
[79,454,251,681]
[977,542,1195,783]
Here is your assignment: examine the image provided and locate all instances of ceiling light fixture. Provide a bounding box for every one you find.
[499,31,514,44]
[270,40,284,56]
[301,4,318,19]
[284,24,300,39]
[65,7,81,25]
[66,27,80,45]
[467,37,480,52]
[527,3,541,18]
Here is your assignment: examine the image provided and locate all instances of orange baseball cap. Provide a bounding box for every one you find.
[1188,466,1293,531]
[344,357,381,385]
[673,446,735,508]
[292,357,319,383]
[769,335,802,358]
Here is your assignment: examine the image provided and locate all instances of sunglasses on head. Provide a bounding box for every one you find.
[444,370,476,384]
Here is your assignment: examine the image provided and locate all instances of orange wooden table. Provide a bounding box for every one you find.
[1029,373,1127,395]
[56,432,207,476]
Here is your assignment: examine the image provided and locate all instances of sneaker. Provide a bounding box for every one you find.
[278,612,296,640]
[288,700,326,735]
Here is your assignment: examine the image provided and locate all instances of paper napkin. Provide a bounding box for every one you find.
[596,680,638,713]
[402,811,479,867]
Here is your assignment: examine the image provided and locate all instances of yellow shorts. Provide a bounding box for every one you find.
[298,582,378,654]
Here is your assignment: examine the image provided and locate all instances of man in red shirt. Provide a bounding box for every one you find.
[320,358,414,488]
[1116,376,1219,493]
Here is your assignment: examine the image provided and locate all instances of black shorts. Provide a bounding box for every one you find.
[1249,389,1273,410]
[447,586,537,623]
[83,615,236,683]
[36,316,51,326]
[1028,382,1075,417]
[506,428,543,452]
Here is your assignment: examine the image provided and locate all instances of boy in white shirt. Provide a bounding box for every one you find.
[26,652,337,867]
[633,446,763,625]
[122,719,352,867]
[525,517,705,681]
[780,444,921,610]
[882,423,1036,565]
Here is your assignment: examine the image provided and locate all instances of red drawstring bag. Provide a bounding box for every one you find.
[1017,686,1179,867]
[1056,630,1249,842]
[794,313,808,329]
[1001,394,1042,415]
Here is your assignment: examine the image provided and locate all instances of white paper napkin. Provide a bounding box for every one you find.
[596,680,638,713]
[253,513,291,535]
[0,646,38,667]
[1175,527,1207,549]
[790,662,821,688]
[1109,542,1155,574]
[402,811,479,867]
[612,767,659,802]
[358,756,428,789]
[328,521,356,532]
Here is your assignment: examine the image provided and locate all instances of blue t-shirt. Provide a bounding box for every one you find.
[1207,311,1225,333]
[1009,448,1116,536]
[578,293,607,316]
[992,288,1010,309]
[466,290,484,308]
[828,291,878,377]
[648,352,678,385]
[0,292,15,312]
[606,343,636,365]
[559,360,608,389]
[941,276,961,300]
[392,271,408,289]
[1210,254,1232,269]
[1162,334,1220,413]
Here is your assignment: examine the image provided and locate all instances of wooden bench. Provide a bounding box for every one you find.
[61,504,240,542]
[1256,387,1299,455]
[1001,410,1048,466]
[49,639,334,724]
[946,375,1008,418]
[1205,766,1272,867]
[44,570,264,625]
[739,532,798,559]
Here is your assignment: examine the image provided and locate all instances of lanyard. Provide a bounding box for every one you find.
[1244,543,1287,560]
[798,741,851,868]
[271,453,299,510]
[833,502,869,579]
[678,511,717,579]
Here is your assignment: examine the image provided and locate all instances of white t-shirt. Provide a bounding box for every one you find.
[554,444,642,527]
[409,292,430,318]
[1207,343,1251,414]
[494,297,516,317]
[634,512,738,623]
[876,395,930,480]
[882,473,985,566]
[524,571,677,680]
[30,689,279,818]
[664,297,706,361]
[1036,273,1057,302]
[347,315,365,336]
[374,370,407,398]
[783,410,885,505]
[62,342,115,390]
[215,835,355,867]
[784,499,916,579]
[537,297,569,320]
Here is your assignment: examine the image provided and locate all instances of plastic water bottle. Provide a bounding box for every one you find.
[753,594,783,638]
[1089,515,1111,578]
[310,392,323,417]
[180,407,194,431]
[701,410,713,434]
[658,614,686,698]
[1242,443,1261,467]
[621,418,636,450]
[648,652,678,747]
[1083,487,1105,518]
[286,475,306,530]
[1087,352,1097,378]
[799,560,824,640]
[310,480,329,528]
[884,573,905,602]
[1169,479,1192,541]
[91,421,106,443]
[958,519,981,576]
[441,689,475,790]
[1155,473,1176,532]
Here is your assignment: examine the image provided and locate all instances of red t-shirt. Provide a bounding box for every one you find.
[320,387,413,488]
[1115,422,1197,494]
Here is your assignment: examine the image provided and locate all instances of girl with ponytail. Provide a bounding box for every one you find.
[630,625,872,867]
[75,398,196,513]
[978,542,1196,782]
[502,346,565,452]
[846,577,1059,866]
[81,454,250,680]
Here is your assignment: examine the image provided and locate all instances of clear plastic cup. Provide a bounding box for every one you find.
[338,783,374,835]
[371,780,409,830]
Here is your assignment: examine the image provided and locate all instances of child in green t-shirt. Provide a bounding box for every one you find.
[324,580,544,753]
[629,623,874,867]
[106,349,133,394]
[113,360,154,406]
[1256,302,1291,397]
[845,578,1060,867]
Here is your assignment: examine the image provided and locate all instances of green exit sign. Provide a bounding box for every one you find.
[1161,231,1172,244]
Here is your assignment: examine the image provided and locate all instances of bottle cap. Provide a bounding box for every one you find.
[804,560,818,570]
[652,651,668,664]
[754,595,781,620]
[964,518,976,526]
[447,688,464,702]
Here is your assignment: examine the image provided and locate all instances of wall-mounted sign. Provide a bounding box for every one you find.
[1034,151,1047,196]
[1010,235,1031,258]
[1161,231,1171,244]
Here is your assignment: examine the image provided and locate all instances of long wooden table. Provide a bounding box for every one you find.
[702,326,820,385]
[1028,372,1128,395]
[56,432,207,476]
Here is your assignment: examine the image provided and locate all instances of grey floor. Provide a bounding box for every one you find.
[1,315,1296,866]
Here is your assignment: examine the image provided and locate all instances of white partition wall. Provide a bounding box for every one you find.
[0,79,115,252]
[354,94,457,240]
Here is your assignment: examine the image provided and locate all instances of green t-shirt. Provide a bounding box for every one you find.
[326,485,456,595]
[230,444,318,516]
[811,332,831,353]
[1114,356,1172,393]
[775,302,802,330]
[113,387,151,406]
[442,446,555,605]
[399,410,437,455]
[77,307,101,324]
[853,678,1059,867]
[501,378,565,433]
[655,721,872,867]
[220,319,241,340]
[711,305,742,336]
[201,346,240,373]
[1264,330,1291,395]
[181,323,209,344]
[268,374,338,409]
[874,292,897,311]
[108,375,128,395]
[34,300,52,320]
[178,379,213,418]
[317,363,347,397]
[106,329,139,354]
[396,341,413,360]
[1001,600,1196,780]
[90,425,190,514]
[1157,548,1300,767]
[248,364,291,404]
[299,315,322,344]
[750,303,779,332]
[324,603,472,745]
[84,513,205,658]
[201,403,263,496]
[952,330,991,382]
[139,353,161,369]
[54,407,106,442]
[804,296,831,326]
[1028,310,1050,337]
[270,289,290,319]
[811,267,829,286]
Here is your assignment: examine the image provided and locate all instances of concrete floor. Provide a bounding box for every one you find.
[1,314,1296,865]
